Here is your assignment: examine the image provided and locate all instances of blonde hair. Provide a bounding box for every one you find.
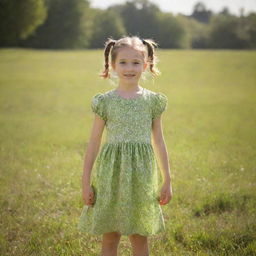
[100,36,160,79]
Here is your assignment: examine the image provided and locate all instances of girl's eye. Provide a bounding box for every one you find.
[119,62,140,64]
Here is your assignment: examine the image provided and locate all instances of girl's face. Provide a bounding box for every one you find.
[111,47,147,85]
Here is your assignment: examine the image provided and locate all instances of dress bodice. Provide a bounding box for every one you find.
[91,88,168,144]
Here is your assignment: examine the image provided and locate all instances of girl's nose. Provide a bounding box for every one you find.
[125,64,134,71]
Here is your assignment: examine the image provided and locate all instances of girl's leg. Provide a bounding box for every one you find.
[101,231,122,256]
[129,234,149,256]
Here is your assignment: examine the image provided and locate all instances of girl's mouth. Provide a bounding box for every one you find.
[124,74,135,77]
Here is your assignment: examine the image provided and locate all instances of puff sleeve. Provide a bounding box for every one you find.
[152,92,168,120]
[91,93,107,121]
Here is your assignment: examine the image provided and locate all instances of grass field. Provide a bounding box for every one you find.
[0,48,256,256]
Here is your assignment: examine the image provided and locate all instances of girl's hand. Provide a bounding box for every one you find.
[82,185,95,207]
[159,181,173,205]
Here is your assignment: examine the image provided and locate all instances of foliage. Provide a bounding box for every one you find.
[208,14,250,49]
[244,13,256,48]
[191,1,213,24]
[20,0,91,49]
[0,0,256,49]
[156,13,186,48]
[177,14,210,48]
[110,0,161,39]
[0,0,47,46]
[89,9,126,49]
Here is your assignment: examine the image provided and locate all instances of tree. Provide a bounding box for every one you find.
[243,13,256,48]
[21,0,91,49]
[191,2,212,24]
[0,0,47,46]
[208,14,249,49]
[109,0,186,48]
[157,13,186,48]
[89,9,126,48]
[177,14,210,48]
[219,7,231,16]
[110,0,161,39]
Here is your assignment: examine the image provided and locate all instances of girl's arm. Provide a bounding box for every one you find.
[82,114,105,191]
[152,115,171,184]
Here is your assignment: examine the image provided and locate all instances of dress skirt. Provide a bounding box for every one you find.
[77,141,166,236]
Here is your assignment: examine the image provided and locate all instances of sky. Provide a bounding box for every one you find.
[90,0,256,16]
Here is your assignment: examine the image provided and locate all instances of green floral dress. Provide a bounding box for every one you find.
[77,87,168,236]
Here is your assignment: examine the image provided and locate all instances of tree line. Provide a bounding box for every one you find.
[0,0,255,49]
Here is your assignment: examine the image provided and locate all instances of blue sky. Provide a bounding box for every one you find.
[90,0,256,16]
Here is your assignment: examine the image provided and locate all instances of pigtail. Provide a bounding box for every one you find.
[142,39,161,76]
[100,38,116,79]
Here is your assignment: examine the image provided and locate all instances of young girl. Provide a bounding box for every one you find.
[77,36,173,256]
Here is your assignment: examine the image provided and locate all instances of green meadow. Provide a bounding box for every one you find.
[0,48,256,256]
